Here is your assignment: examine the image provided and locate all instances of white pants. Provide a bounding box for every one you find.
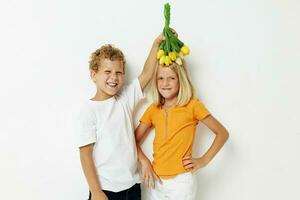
[149,172,197,200]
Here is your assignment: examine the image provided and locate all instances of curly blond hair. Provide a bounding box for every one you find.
[89,44,125,71]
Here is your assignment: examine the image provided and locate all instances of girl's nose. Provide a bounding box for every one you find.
[163,80,169,86]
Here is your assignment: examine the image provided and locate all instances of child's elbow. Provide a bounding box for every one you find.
[223,130,229,141]
[136,138,143,146]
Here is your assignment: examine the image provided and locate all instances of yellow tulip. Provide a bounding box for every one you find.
[180,45,190,56]
[164,56,171,66]
[179,51,184,59]
[159,55,166,65]
[168,51,177,61]
[157,49,165,59]
[175,57,183,65]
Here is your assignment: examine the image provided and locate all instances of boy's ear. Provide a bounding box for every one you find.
[90,69,97,82]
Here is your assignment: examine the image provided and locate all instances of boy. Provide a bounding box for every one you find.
[76,34,163,200]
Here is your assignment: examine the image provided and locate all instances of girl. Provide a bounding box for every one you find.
[135,62,229,200]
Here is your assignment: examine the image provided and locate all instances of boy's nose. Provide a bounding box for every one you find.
[110,74,118,80]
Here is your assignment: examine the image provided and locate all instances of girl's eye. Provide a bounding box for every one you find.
[158,77,163,80]
[116,72,122,75]
[104,71,111,74]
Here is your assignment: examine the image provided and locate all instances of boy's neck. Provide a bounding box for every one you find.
[91,90,113,101]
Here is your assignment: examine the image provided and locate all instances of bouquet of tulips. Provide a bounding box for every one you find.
[157,3,190,66]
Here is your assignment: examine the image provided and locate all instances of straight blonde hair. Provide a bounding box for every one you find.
[151,62,196,107]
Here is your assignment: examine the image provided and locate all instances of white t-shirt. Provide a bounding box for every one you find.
[76,78,143,192]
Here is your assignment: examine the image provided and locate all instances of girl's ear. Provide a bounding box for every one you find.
[90,70,97,83]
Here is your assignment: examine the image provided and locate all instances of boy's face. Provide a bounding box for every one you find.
[91,59,125,100]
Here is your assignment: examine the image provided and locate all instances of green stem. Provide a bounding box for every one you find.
[164,3,170,29]
[164,3,171,53]
[164,27,171,52]
[163,3,185,53]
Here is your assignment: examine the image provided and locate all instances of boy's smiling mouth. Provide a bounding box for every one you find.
[107,82,118,88]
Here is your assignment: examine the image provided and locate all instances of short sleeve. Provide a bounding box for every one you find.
[76,104,97,147]
[140,104,155,126]
[193,99,211,121]
[120,78,144,111]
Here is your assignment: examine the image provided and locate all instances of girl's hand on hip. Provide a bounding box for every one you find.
[182,156,210,172]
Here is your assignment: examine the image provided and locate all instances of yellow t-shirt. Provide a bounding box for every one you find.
[140,99,210,178]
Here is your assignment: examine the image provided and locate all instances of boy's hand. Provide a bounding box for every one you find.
[182,156,210,172]
[139,158,162,189]
[170,28,178,37]
[153,33,165,46]
[138,28,178,90]
[92,191,108,200]
[153,28,178,46]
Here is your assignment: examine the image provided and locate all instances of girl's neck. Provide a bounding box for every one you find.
[162,97,177,110]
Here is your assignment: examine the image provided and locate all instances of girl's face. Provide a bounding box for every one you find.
[157,65,179,102]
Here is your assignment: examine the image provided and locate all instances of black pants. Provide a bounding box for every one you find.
[88,184,141,200]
